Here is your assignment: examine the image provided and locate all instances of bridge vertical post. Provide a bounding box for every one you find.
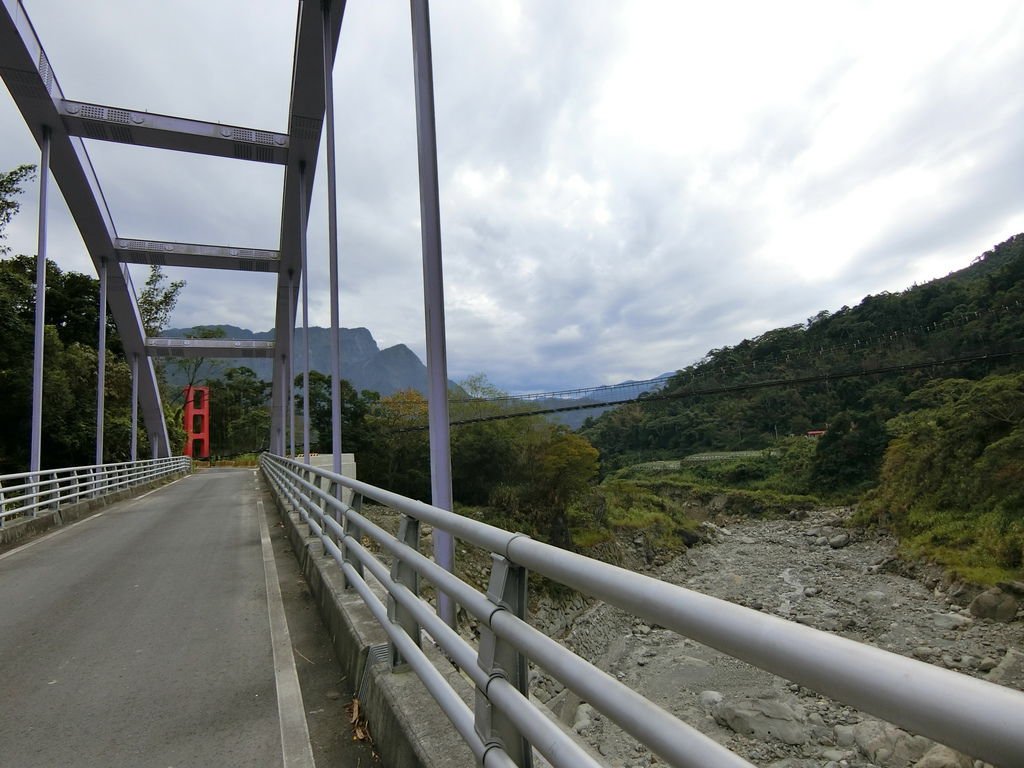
[298,164,311,465]
[321,0,344,477]
[388,514,421,668]
[410,0,457,630]
[475,555,532,766]
[29,126,51,479]
[130,353,138,462]
[278,354,288,456]
[288,269,296,459]
[95,257,106,465]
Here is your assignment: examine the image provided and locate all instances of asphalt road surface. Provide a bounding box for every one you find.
[0,468,369,768]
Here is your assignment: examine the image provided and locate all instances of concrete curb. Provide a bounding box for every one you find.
[0,471,190,552]
[266,481,475,768]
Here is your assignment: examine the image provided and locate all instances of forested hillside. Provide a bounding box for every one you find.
[583,234,1024,492]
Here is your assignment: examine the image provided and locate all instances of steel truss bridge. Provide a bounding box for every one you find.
[0,0,377,467]
[2,2,1024,768]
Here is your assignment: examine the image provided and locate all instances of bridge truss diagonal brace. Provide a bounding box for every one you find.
[58,99,290,164]
[0,0,171,457]
[114,238,281,273]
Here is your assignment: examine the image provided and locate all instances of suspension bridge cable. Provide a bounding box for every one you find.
[391,347,1024,432]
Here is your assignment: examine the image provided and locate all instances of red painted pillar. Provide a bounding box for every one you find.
[183,385,210,459]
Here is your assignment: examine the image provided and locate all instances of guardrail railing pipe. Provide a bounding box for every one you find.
[257,454,1024,767]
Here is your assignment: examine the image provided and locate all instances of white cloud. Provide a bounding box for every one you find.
[1,0,1022,393]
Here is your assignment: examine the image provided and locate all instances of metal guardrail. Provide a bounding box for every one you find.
[260,453,1024,768]
[0,456,192,527]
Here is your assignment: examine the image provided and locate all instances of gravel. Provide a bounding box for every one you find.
[531,508,1023,768]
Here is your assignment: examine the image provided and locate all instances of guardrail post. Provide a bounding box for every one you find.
[0,485,6,527]
[71,469,82,504]
[48,471,60,511]
[475,555,532,767]
[340,491,364,588]
[326,476,343,545]
[26,473,39,518]
[388,514,421,669]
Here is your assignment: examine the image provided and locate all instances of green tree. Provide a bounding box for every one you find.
[522,426,599,548]
[360,389,431,501]
[137,266,184,338]
[810,411,890,492]
[0,164,34,253]
[207,366,270,456]
[293,370,376,456]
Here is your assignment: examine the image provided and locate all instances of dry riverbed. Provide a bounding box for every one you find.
[528,508,1024,768]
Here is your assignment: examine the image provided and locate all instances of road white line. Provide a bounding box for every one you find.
[132,474,189,501]
[256,497,316,768]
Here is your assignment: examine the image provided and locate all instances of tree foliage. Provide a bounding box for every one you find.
[206,366,271,456]
[0,164,34,253]
[137,266,185,338]
[0,161,187,469]
[0,256,143,470]
[862,373,1024,583]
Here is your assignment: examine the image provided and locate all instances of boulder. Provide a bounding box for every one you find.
[968,587,1018,622]
[712,696,810,745]
[698,690,723,714]
[913,744,973,768]
[997,579,1024,597]
[986,648,1024,685]
[853,719,932,766]
[828,532,851,549]
[933,612,972,630]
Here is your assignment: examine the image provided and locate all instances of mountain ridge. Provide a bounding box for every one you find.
[160,325,438,397]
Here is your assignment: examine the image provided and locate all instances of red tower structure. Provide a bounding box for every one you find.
[183,385,210,459]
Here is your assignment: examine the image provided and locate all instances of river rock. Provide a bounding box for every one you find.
[986,648,1024,685]
[828,532,851,549]
[997,580,1024,596]
[698,690,723,713]
[711,696,809,745]
[853,719,932,766]
[861,589,888,604]
[933,612,972,630]
[968,587,1018,622]
[572,703,596,733]
[913,744,973,768]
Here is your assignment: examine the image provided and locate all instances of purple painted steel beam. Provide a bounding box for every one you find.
[410,0,456,628]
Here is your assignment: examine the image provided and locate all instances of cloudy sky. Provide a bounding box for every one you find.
[2,1,1022,393]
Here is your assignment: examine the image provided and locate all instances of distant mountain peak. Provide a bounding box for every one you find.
[160,325,430,396]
